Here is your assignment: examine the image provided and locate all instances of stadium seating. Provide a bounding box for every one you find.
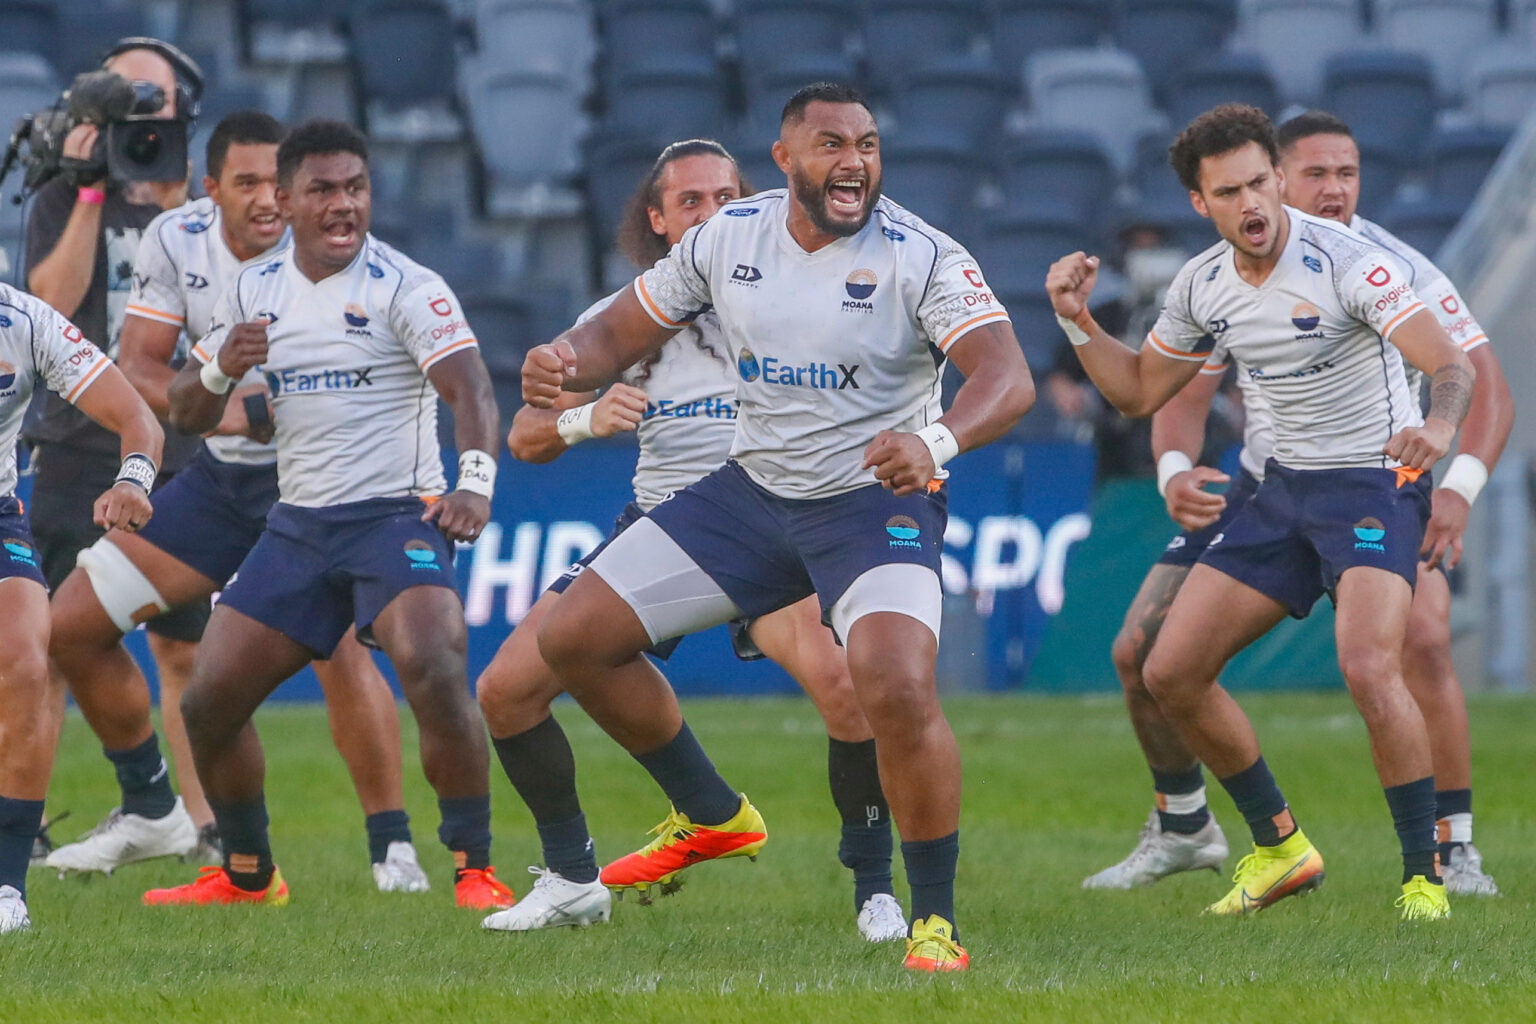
[878,136,983,227]
[348,0,463,140]
[741,51,860,136]
[466,66,584,214]
[1425,124,1511,208]
[0,52,60,137]
[1320,51,1438,158]
[734,0,855,80]
[1373,0,1498,101]
[1115,0,1237,98]
[996,128,1118,232]
[474,0,593,81]
[583,131,664,245]
[57,1,152,79]
[861,0,985,95]
[603,57,726,143]
[237,0,350,63]
[1466,45,1536,129]
[1163,52,1281,128]
[596,0,716,92]
[1379,192,1465,255]
[969,210,1099,297]
[989,0,1110,83]
[1355,142,1406,214]
[0,1,59,68]
[1025,48,1166,171]
[890,57,1007,152]
[1237,0,1364,102]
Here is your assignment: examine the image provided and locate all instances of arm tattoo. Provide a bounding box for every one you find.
[1427,363,1473,428]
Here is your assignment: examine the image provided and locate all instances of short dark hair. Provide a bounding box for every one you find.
[276,119,368,186]
[781,81,869,128]
[1277,110,1354,153]
[1168,103,1279,193]
[616,139,751,267]
[206,110,284,180]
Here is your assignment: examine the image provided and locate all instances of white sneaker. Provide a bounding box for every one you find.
[45,797,197,876]
[856,892,907,942]
[1442,842,1500,896]
[481,867,610,931]
[372,841,431,893]
[1082,808,1228,889]
[0,886,29,934]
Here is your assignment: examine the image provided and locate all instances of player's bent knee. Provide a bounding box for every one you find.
[0,644,50,698]
[1337,644,1401,695]
[1110,630,1149,693]
[76,537,170,634]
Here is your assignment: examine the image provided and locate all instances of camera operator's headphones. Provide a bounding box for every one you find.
[99,37,204,125]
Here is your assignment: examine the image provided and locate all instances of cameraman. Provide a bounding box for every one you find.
[23,41,206,793]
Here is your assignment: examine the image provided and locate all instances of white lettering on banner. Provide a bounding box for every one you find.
[462,512,1093,628]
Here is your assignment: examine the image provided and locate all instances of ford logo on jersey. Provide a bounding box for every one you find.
[724,207,759,217]
[737,346,761,382]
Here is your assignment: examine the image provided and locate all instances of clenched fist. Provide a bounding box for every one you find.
[522,340,578,408]
[1045,252,1101,321]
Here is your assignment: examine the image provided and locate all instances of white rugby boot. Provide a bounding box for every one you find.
[45,797,197,876]
[1442,842,1500,896]
[857,892,909,942]
[372,841,431,893]
[481,867,611,931]
[0,886,29,934]
[1082,808,1228,889]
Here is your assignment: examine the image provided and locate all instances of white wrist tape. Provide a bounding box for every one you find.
[915,423,960,471]
[1156,451,1194,498]
[1056,312,1093,347]
[199,358,235,394]
[456,449,496,498]
[1438,453,1488,506]
[556,403,597,446]
[115,452,158,493]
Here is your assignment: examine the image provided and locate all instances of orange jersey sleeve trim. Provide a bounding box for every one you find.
[125,303,185,326]
[190,342,214,365]
[633,277,686,328]
[420,336,479,371]
[938,310,1010,353]
[1144,331,1207,363]
[66,355,112,403]
[1380,302,1427,340]
[1459,333,1488,352]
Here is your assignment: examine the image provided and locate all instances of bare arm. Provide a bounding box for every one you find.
[522,287,680,406]
[1383,309,1475,470]
[1420,342,1515,569]
[508,382,652,464]
[72,364,161,531]
[168,320,270,435]
[1045,253,1202,417]
[1151,368,1221,462]
[422,347,501,542]
[862,320,1036,496]
[117,316,181,420]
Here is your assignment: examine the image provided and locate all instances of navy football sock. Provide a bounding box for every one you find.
[208,796,274,891]
[1435,787,1472,862]
[537,812,599,884]
[438,795,493,874]
[1386,777,1440,883]
[491,716,583,825]
[828,738,893,910]
[0,796,45,899]
[1151,764,1212,835]
[903,831,959,938]
[1217,756,1294,847]
[633,722,739,826]
[105,734,177,819]
[365,809,412,864]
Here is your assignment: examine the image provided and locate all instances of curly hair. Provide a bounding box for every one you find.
[614,139,751,383]
[1168,104,1278,194]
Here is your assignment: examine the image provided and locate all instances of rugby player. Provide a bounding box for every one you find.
[478,139,904,942]
[1084,111,1512,898]
[522,84,1035,970]
[0,284,162,932]
[149,121,509,909]
[44,112,425,892]
[1048,104,1473,920]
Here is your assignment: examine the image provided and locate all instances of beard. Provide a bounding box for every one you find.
[789,164,881,238]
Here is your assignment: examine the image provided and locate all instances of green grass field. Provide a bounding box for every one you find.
[6,692,1535,1022]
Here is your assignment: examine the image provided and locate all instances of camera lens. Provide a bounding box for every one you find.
[121,124,162,166]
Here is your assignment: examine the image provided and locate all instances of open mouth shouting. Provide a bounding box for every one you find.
[321,215,360,253]
[1241,213,1269,249]
[826,175,867,218]
[1314,199,1346,222]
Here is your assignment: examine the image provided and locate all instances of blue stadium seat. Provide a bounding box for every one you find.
[1356,142,1406,214]
[998,292,1069,373]
[1126,131,1214,254]
[996,128,1117,231]
[722,127,783,196]
[467,68,584,208]
[0,53,60,141]
[1237,0,1364,102]
[410,236,504,296]
[474,0,593,82]
[604,58,726,143]
[1516,0,1536,45]
[968,210,1097,296]
[1164,52,1281,128]
[862,0,985,94]
[1116,0,1237,97]
[1378,194,1464,256]
[1025,48,1166,171]
[1373,0,1497,101]
[1467,45,1536,128]
[238,0,350,63]
[741,51,860,136]
[891,57,1007,152]
[1320,51,1437,158]
[598,0,715,88]
[583,131,665,245]
[879,136,984,227]
[990,0,1110,82]
[1425,124,1511,207]
[735,0,856,79]
[0,1,59,66]
[56,0,150,79]
[349,0,459,110]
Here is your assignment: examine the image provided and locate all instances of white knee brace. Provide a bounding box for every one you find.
[75,537,169,633]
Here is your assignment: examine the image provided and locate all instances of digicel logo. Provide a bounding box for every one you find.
[431,319,469,341]
[1366,265,1391,287]
[1373,284,1414,312]
[429,297,454,317]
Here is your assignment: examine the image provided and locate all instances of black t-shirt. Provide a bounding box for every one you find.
[21,178,197,471]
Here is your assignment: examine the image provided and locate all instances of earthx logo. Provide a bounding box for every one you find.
[735,345,859,390]
[265,366,376,394]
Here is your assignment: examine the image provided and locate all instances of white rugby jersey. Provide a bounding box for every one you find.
[191,235,478,508]
[1199,213,1489,477]
[578,289,736,511]
[0,284,111,494]
[128,196,288,466]
[1149,206,1425,471]
[634,191,1009,499]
